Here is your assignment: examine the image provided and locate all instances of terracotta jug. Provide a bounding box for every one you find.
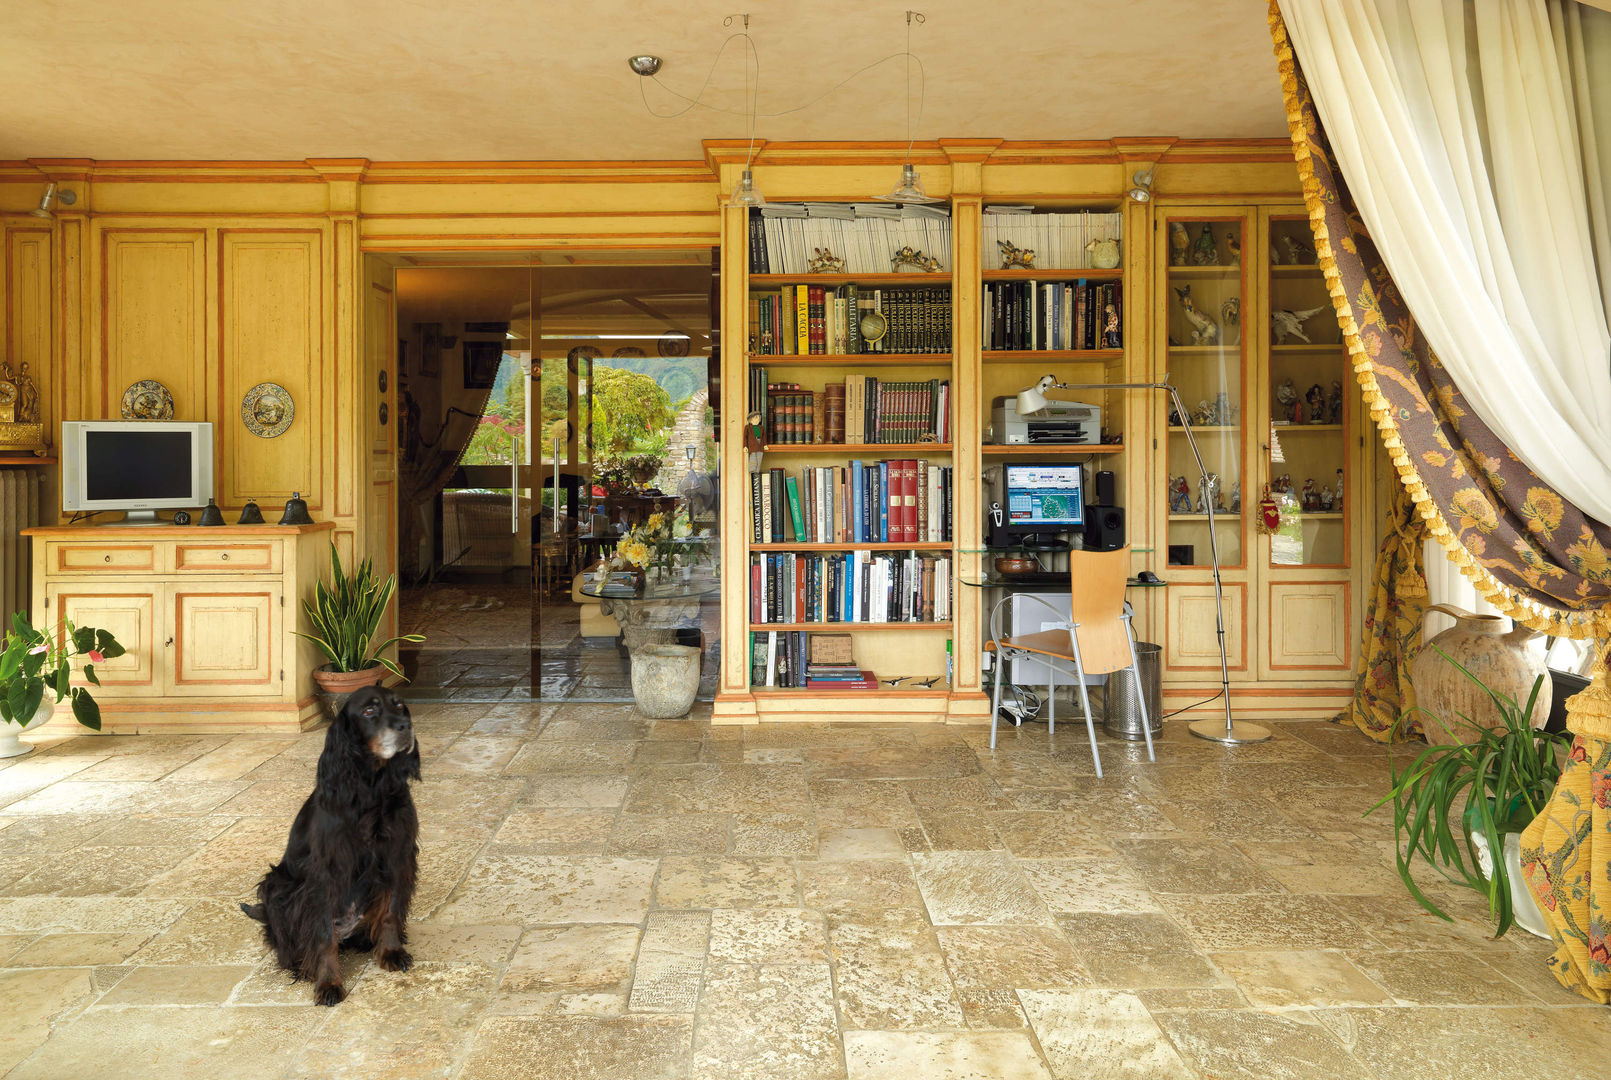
[1409,604,1550,738]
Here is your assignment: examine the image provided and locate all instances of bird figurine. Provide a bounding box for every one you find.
[915,675,943,688]
[1220,297,1241,345]
[1191,223,1218,266]
[880,676,911,686]
[1281,234,1316,265]
[1169,222,1190,266]
[1224,230,1241,265]
[1174,284,1221,346]
[1271,305,1328,345]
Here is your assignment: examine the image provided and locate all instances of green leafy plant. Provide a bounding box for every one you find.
[0,612,125,731]
[1369,647,1567,936]
[295,542,423,679]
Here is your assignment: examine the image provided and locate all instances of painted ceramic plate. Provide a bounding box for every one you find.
[657,332,691,358]
[567,345,601,368]
[241,381,294,438]
[120,380,174,420]
[611,346,646,359]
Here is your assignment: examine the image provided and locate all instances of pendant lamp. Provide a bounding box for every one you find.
[726,15,766,207]
[875,11,941,204]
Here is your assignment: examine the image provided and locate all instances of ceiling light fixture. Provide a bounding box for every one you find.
[29,182,75,218]
[1127,169,1154,203]
[627,55,663,77]
[728,14,766,207]
[875,11,940,205]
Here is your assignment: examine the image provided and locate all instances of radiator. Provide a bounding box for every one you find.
[1,469,41,622]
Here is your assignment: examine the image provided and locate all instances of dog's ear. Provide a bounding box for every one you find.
[393,737,421,781]
[315,694,369,793]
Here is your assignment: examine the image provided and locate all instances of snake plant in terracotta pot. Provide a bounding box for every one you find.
[0,613,125,756]
[296,542,423,697]
[1370,648,1566,938]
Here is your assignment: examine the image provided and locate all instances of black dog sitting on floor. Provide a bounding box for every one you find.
[241,685,420,1005]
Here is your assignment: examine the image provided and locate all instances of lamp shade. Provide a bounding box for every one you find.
[729,168,766,207]
[875,164,942,205]
[1014,375,1058,416]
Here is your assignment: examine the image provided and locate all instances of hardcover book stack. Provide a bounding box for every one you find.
[749,373,950,446]
[750,551,952,625]
[748,203,952,275]
[748,285,953,356]
[982,280,1122,351]
[980,207,1123,270]
[750,461,953,544]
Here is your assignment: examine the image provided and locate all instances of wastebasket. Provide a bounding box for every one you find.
[1103,642,1162,741]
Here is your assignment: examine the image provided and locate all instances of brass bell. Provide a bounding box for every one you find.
[237,500,265,525]
[197,498,226,527]
[278,491,314,526]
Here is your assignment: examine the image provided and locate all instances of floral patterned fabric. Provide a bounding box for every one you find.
[1337,482,1428,742]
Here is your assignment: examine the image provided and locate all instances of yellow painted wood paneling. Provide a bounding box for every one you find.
[100,229,207,421]
[171,587,278,694]
[219,230,324,509]
[6,228,53,433]
[1166,583,1247,672]
[52,586,160,691]
[1267,581,1351,673]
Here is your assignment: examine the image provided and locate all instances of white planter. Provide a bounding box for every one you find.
[0,689,57,759]
[1471,829,1551,940]
[629,644,701,719]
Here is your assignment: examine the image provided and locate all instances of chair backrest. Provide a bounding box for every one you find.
[1067,545,1134,675]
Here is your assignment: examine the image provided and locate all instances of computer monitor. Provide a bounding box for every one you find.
[1003,463,1083,545]
[61,421,215,523]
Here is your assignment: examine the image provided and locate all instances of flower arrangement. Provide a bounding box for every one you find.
[0,613,125,731]
[608,510,709,577]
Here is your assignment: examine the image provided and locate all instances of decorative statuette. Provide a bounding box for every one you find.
[1220,297,1241,345]
[237,500,265,525]
[198,498,226,527]
[1274,378,1299,424]
[278,491,314,526]
[1168,475,1192,514]
[1168,222,1190,266]
[807,247,846,274]
[890,246,942,273]
[1224,230,1241,265]
[1101,305,1122,349]
[1085,237,1120,270]
[1191,223,1218,266]
[998,240,1036,270]
[1281,234,1316,265]
[1305,383,1326,424]
[0,360,46,455]
[1271,305,1327,345]
[1173,285,1220,346]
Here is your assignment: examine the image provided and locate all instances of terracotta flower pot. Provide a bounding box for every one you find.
[311,663,387,695]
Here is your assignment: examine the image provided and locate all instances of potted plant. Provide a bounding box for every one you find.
[1370,648,1567,937]
[296,542,423,698]
[0,613,125,757]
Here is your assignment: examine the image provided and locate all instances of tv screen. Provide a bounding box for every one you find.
[84,430,195,503]
[1005,464,1083,527]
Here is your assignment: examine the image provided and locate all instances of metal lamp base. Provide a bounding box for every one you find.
[1188,718,1272,744]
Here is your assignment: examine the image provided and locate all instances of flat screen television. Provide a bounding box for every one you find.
[61,421,214,523]
[1003,462,1083,544]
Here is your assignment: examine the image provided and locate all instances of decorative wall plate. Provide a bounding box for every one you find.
[567,345,601,368]
[241,382,294,438]
[611,346,646,359]
[657,332,691,358]
[121,380,174,420]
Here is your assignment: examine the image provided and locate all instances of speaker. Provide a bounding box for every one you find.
[1094,470,1116,505]
[1084,505,1125,551]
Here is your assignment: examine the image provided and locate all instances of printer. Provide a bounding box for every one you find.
[989,396,1101,445]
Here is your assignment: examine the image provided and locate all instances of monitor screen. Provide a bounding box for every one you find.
[84,430,195,503]
[1005,464,1083,527]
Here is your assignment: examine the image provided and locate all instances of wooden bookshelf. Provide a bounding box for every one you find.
[981,443,1123,456]
[748,353,951,367]
[1270,343,1345,354]
[749,622,953,632]
[749,273,951,286]
[982,268,1124,281]
[760,443,952,454]
[750,542,954,552]
[753,687,951,697]
[981,349,1123,363]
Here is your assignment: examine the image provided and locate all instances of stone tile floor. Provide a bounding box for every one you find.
[0,704,1605,1079]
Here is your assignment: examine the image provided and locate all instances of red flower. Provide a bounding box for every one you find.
[87,649,105,663]
[1571,743,1589,763]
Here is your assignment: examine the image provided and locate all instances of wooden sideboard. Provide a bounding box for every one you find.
[21,522,336,733]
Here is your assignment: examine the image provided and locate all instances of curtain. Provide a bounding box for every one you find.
[399,391,495,578]
[1338,482,1430,741]
[1270,0,1611,1002]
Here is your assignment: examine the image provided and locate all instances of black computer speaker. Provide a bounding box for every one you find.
[1084,505,1125,551]
[1094,470,1116,506]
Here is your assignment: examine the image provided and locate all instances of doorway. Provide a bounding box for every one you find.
[389,251,719,703]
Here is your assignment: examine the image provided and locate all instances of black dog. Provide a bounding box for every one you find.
[242,685,420,1005]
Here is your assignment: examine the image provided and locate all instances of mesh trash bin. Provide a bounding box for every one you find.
[1103,642,1162,741]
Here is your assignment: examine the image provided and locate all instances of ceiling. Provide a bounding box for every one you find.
[4,0,1284,162]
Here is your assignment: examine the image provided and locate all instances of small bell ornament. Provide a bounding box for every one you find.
[278,491,314,526]
[197,498,226,527]
[236,500,265,525]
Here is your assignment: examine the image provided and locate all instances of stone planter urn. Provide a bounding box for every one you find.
[0,689,56,759]
[1410,604,1550,738]
[630,644,702,718]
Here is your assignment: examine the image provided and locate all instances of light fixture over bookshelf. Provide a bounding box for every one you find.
[874,11,942,205]
[1127,169,1155,203]
[728,14,766,207]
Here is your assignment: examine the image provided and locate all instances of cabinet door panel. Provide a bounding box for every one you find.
[1266,582,1351,674]
[1165,583,1247,674]
[51,587,160,693]
[170,588,278,696]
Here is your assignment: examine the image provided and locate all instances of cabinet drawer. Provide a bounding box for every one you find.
[49,543,158,574]
[174,543,279,573]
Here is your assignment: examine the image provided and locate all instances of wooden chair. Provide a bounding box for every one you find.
[984,545,1156,776]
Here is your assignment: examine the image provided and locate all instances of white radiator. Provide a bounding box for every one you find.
[1,469,41,622]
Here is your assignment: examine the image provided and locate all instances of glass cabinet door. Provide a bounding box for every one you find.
[1161,214,1248,569]
[1266,214,1347,567]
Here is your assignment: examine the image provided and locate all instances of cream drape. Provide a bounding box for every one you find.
[1280,0,1611,523]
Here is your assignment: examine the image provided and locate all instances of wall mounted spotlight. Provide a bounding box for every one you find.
[627,55,663,76]
[1127,169,1154,203]
[30,182,76,218]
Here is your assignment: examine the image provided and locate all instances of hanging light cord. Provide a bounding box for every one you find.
[902,10,925,168]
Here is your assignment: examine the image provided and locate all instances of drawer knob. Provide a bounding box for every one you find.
[221,553,229,561]
[104,554,112,563]
[164,637,174,647]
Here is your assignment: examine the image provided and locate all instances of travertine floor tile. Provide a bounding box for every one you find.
[96,962,253,1005]
[1057,913,1226,989]
[1344,948,1540,1005]
[494,807,616,852]
[505,925,641,993]
[458,1013,693,1080]
[434,855,657,925]
[912,852,1056,927]
[1019,858,1162,914]
[654,857,799,909]
[1210,949,1391,1008]
[709,908,828,964]
[1019,988,1192,1080]
[692,964,841,1080]
[843,1030,1053,1079]
[1154,1007,1375,1080]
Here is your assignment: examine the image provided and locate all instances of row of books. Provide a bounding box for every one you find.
[750,551,953,625]
[982,207,1123,271]
[749,631,881,689]
[748,203,953,275]
[750,461,953,544]
[983,280,1123,352]
[752,373,951,446]
[748,285,952,356]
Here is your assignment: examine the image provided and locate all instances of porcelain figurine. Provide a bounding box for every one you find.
[1101,304,1122,348]
[1274,379,1299,424]
[1334,468,1345,513]
[1174,285,1220,346]
[1214,391,1235,426]
[1191,223,1218,265]
[1086,237,1121,270]
[1224,230,1241,266]
[1169,222,1190,266]
[1328,379,1344,424]
[1196,473,1222,514]
[1220,297,1240,345]
[1305,383,1326,423]
[1191,400,1216,427]
[998,240,1036,270]
[1271,305,1327,345]
[1272,472,1292,494]
[1319,485,1335,512]
[1269,241,1282,265]
[1229,480,1242,513]
[1301,478,1319,512]
[1281,234,1316,265]
[1168,475,1192,514]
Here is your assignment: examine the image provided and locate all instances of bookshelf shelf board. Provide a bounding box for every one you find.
[1168,345,1244,355]
[981,443,1124,456]
[1168,513,1243,520]
[982,268,1124,281]
[761,443,953,454]
[1165,265,1242,277]
[1270,264,1325,277]
[748,353,951,367]
[1270,343,1345,353]
[1271,422,1342,431]
[1168,425,1239,433]
[750,542,955,552]
[1299,512,1345,518]
[749,273,952,287]
[982,349,1123,363]
[752,687,952,697]
[0,456,56,466]
[750,622,954,632]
